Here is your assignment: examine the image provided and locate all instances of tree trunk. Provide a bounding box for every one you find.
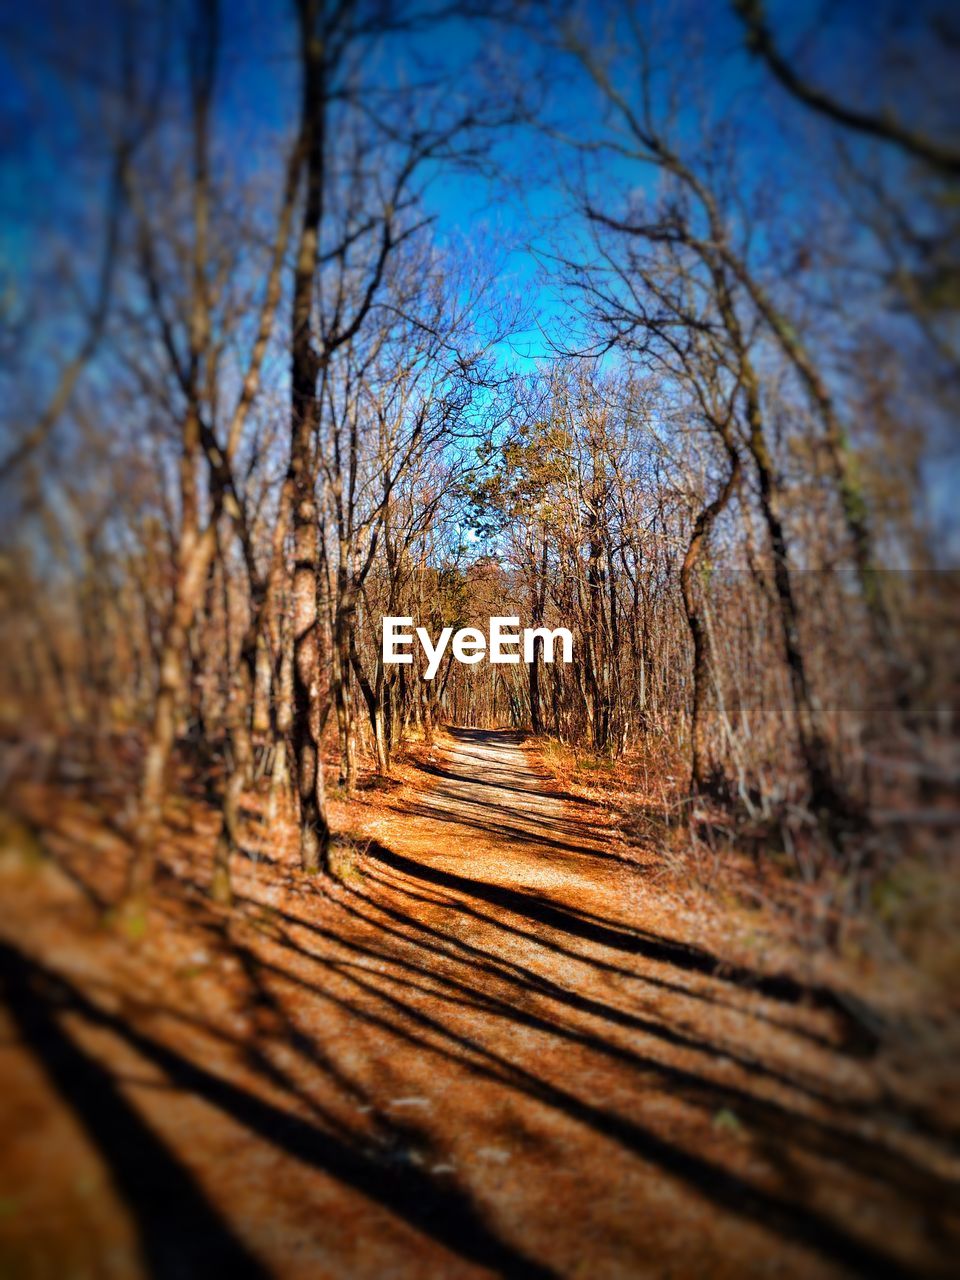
[289,0,330,873]
[529,536,547,735]
[680,454,740,796]
[129,519,217,900]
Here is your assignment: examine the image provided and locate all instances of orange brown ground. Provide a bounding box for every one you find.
[0,728,958,1279]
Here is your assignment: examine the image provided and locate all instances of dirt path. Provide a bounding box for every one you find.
[1,729,958,1278]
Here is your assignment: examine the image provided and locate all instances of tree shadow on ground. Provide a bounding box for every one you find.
[169,850,956,1277]
[0,938,558,1280]
[216,877,957,1275]
[0,940,268,1280]
[365,840,879,1052]
[409,754,603,811]
[394,795,634,865]
[6,747,958,1280]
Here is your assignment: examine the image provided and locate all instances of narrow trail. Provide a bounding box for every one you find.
[383,727,624,900]
[1,729,958,1279]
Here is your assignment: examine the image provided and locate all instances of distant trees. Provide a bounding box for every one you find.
[467,364,688,755]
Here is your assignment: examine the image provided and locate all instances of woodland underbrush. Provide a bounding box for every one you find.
[529,732,960,1020]
[530,729,960,1133]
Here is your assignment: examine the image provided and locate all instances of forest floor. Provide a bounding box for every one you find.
[0,727,958,1279]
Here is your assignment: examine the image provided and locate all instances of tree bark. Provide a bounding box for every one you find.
[289,0,330,873]
[680,453,740,796]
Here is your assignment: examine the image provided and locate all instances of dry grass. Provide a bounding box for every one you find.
[525,733,960,1026]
